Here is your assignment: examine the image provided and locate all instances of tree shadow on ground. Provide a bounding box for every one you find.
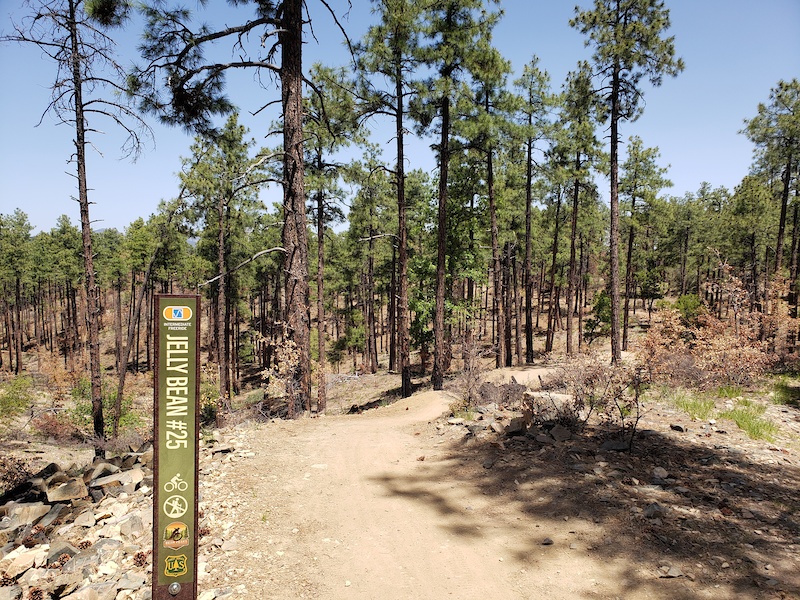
[370,419,800,599]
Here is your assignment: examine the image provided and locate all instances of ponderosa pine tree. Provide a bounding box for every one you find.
[415,0,501,389]
[357,0,423,398]
[130,0,352,414]
[460,33,516,368]
[514,57,553,362]
[555,62,602,355]
[305,64,360,412]
[619,136,671,349]
[743,79,800,277]
[571,0,683,363]
[3,0,151,450]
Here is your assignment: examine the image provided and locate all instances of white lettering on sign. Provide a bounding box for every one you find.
[164,334,191,433]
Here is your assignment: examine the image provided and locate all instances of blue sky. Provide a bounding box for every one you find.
[1,0,798,234]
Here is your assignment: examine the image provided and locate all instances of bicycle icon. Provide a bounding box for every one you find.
[164,473,189,492]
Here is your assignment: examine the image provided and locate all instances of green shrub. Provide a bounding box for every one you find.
[675,294,702,325]
[68,376,142,437]
[0,375,35,421]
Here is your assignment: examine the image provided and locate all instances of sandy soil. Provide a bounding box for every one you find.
[198,374,800,600]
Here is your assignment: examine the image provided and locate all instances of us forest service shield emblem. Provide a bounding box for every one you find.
[164,554,188,577]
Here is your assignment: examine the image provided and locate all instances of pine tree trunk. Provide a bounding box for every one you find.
[524,135,534,362]
[566,153,581,355]
[608,67,622,364]
[280,0,312,415]
[395,51,412,398]
[69,0,103,451]
[432,95,450,391]
[623,196,637,351]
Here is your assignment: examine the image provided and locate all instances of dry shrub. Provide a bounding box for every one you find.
[535,355,647,448]
[637,306,774,389]
[30,410,83,442]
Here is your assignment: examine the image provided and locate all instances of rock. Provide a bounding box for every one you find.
[542,537,554,545]
[644,502,668,519]
[47,478,88,503]
[4,547,47,579]
[669,424,685,432]
[117,571,147,590]
[73,510,96,528]
[550,424,572,443]
[599,439,628,452]
[653,467,669,480]
[504,417,528,436]
[46,540,80,565]
[0,586,22,600]
[3,503,50,530]
[659,565,683,578]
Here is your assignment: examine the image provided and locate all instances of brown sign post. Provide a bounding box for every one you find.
[153,295,200,600]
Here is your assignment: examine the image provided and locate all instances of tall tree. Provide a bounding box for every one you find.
[4,0,150,450]
[357,0,423,398]
[514,56,553,363]
[181,115,265,422]
[556,62,602,355]
[571,0,683,363]
[305,64,359,412]
[461,33,516,367]
[743,79,800,276]
[619,135,671,349]
[133,0,351,414]
[415,0,500,389]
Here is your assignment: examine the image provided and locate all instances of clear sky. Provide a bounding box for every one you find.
[0,0,798,234]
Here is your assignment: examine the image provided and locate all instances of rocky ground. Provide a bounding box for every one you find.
[2,367,800,599]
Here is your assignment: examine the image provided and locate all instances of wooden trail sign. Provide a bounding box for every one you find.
[153,295,200,600]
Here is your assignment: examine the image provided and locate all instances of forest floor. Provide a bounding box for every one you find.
[193,366,800,600]
[3,363,800,599]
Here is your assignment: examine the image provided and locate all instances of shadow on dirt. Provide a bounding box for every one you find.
[369,419,800,599]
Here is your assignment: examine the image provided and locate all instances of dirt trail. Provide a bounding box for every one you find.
[200,389,727,600]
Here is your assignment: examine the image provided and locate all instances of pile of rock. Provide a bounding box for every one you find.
[0,448,154,600]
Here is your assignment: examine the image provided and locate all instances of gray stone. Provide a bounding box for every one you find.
[73,509,96,528]
[38,503,69,528]
[47,478,88,503]
[118,571,147,590]
[659,565,683,578]
[550,424,572,442]
[504,417,528,436]
[0,585,22,600]
[47,540,81,565]
[644,502,668,519]
[3,503,50,530]
[119,514,145,539]
[653,467,669,480]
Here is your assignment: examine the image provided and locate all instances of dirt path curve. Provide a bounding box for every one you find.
[199,390,701,600]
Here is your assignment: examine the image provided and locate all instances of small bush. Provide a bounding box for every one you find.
[536,355,648,449]
[31,410,83,441]
[68,376,142,437]
[675,294,703,325]
[0,375,35,422]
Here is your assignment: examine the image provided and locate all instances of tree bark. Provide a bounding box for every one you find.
[69,0,103,451]
[432,94,450,391]
[280,0,312,415]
